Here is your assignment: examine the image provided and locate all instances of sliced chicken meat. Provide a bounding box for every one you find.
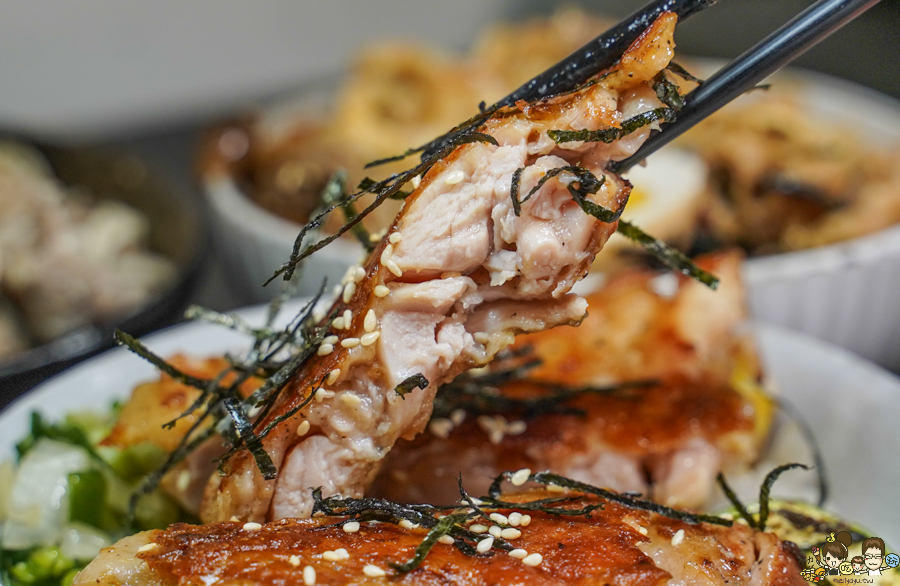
[370,253,774,509]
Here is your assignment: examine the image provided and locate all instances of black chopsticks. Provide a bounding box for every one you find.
[611,0,883,173]
[419,0,718,160]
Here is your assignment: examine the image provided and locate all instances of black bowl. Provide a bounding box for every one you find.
[0,143,208,407]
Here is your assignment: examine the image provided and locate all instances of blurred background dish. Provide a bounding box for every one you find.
[0,141,207,407]
[197,18,900,370]
[1,0,899,391]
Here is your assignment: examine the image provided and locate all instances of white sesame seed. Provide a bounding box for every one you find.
[511,468,531,486]
[322,551,339,562]
[364,309,377,332]
[326,368,341,385]
[313,307,326,323]
[385,259,403,277]
[363,565,386,577]
[247,405,261,419]
[343,521,360,533]
[523,553,543,567]
[649,272,680,299]
[332,316,345,330]
[342,309,352,326]
[288,555,301,567]
[449,409,466,426]
[507,421,527,435]
[229,516,240,522]
[636,525,648,536]
[360,331,380,346]
[317,343,334,356]
[369,232,382,243]
[243,522,262,531]
[323,335,339,345]
[509,549,528,559]
[428,418,454,439]
[380,243,394,265]
[374,285,390,297]
[500,528,521,540]
[315,389,335,403]
[547,484,565,493]
[335,548,349,560]
[342,282,356,304]
[353,267,367,282]
[341,337,360,348]
[296,420,311,436]
[138,542,158,553]
[444,169,465,185]
[470,524,488,534]
[411,175,421,189]
[303,565,315,585]
[520,515,532,527]
[470,498,484,505]
[438,535,454,545]
[399,519,417,529]
[477,536,494,553]
[489,526,502,538]
[489,513,508,525]
[671,529,685,546]
[341,394,362,408]
[508,512,523,527]
[389,232,402,244]
[333,284,343,296]
[176,470,191,492]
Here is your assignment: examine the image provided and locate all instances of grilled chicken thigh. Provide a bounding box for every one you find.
[76,488,805,586]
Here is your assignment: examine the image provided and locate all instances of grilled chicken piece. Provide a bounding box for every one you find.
[370,253,774,509]
[76,488,805,586]
[200,13,681,524]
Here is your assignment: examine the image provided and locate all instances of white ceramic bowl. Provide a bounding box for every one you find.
[202,68,900,370]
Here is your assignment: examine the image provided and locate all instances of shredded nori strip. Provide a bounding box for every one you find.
[653,71,686,111]
[716,472,758,529]
[267,131,498,285]
[616,220,720,289]
[395,373,429,399]
[391,513,470,572]
[321,170,374,253]
[548,108,676,144]
[222,397,276,479]
[758,463,809,531]
[776,399,828,506]
[509,165,621,224]
[488,471,732,526]
[666,61,704,83]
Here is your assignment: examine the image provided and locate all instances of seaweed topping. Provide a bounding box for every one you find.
[312,470,732,574]
[617,220,720,289]
[509,165,621,223]
[717,462,810,531]
[432,348,656,420]
[548,108,676,144]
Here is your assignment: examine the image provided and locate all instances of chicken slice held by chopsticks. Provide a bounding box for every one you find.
[77,483,806,586]
[107,13,682,524]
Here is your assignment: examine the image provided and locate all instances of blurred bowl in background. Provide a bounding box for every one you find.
[199,64,900,371]
[0,142,208,405]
